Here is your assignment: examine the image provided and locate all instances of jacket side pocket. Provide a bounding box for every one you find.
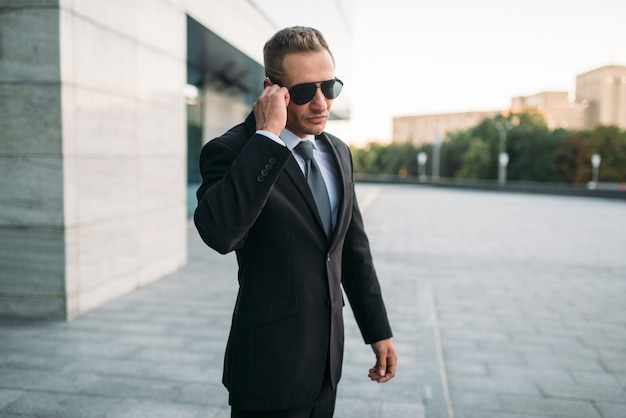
[238,293,299,329]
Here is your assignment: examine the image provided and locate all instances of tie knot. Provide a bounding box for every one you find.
[294,140,314,161]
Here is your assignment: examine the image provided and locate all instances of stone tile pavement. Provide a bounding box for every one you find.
[1,183,625,417]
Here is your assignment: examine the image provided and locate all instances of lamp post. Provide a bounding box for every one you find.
[495,121,512,186]
[417,152,428,182]
[589,153,601,189]
[432,132,441,182]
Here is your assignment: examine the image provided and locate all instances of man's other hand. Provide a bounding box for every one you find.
[368,338,397,383]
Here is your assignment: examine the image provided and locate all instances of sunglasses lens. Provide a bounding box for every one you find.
[290,83,317,105]
[289,79,343,105]
[322,79,343,100]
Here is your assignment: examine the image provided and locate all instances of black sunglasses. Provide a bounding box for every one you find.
[269,77,343,105]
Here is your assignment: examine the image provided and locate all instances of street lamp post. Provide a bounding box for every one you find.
[417,152,428,182]
[495,121,512,186]
[589,153,601,189]
[432,132,441,182]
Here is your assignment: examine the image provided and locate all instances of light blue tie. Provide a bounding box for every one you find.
[294,141,333,238]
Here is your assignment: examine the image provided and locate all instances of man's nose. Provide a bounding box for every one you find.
[309,87,328,110]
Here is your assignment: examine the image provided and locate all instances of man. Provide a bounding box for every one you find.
[194,26,396,418]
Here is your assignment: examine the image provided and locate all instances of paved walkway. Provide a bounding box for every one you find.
[1,184,625,417]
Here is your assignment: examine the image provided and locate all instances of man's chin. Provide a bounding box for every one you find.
[288,124,326,137]
[306,123,326,136]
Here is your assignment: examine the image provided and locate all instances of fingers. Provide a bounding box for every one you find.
[369,368,394,382]
[253,84,290,136]
[376,352,387,377]
[369,339,397,383]
[380,350,397,382]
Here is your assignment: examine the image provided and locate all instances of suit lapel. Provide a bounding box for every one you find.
[323,134,350,242]
[284,157,328,236]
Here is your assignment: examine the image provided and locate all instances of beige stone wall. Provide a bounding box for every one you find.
[59,1,188,318]
[0,0,189,318]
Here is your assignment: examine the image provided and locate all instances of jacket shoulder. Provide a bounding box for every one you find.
[320,131,352,163]
[207,122,250,151]
[323,131,347,148]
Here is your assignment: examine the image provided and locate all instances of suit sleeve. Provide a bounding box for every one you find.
[340,163,393,344]
[194,133,292,254]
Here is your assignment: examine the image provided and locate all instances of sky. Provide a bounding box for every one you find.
[257,0,626,145]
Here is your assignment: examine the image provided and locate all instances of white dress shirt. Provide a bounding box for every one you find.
[256,129,340,230]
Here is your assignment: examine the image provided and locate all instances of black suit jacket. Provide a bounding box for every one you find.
[194,112,392,411]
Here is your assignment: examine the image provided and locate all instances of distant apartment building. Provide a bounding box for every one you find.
[574,65,626,129]
[393,65,626,146]
[393,110,501,146]
[511,91,571,130]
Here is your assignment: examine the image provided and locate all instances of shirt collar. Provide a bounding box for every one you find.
[280,129,316,152]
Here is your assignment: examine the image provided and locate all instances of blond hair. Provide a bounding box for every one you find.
[263,26,335,83]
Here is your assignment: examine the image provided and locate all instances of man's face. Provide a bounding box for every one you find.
[281,50,336,138]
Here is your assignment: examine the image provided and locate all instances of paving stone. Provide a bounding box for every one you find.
[449,388,501,413]
[79,375,185,402]
[612,373,626,390]
[498,394,601,418]
[174,382,228,406]
[0,368,101,393]
[489,364,575,383]
[0,391,22,410]
[598,351,626,373]
[334,398,424,418]
[2,392,121,418]
[105,399,218,418]
[538,379,625,403]
[521,349,606,372]
[594,401,626,418]
[448,374,540,397]
[445,361,489,376]
[570,370,626,387]
[454,410,551,418]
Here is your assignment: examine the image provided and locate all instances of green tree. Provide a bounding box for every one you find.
[351,142,420,176]
[554,132,590,184]
[440,130,472,178]
[588,125,626,182]
[350,142,385,174]
[506,126,564,182]
[361,113,626,184]
[387,142,419,176]
[456,138,491,179]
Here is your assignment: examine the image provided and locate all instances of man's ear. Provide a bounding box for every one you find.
[263,77,272,88]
